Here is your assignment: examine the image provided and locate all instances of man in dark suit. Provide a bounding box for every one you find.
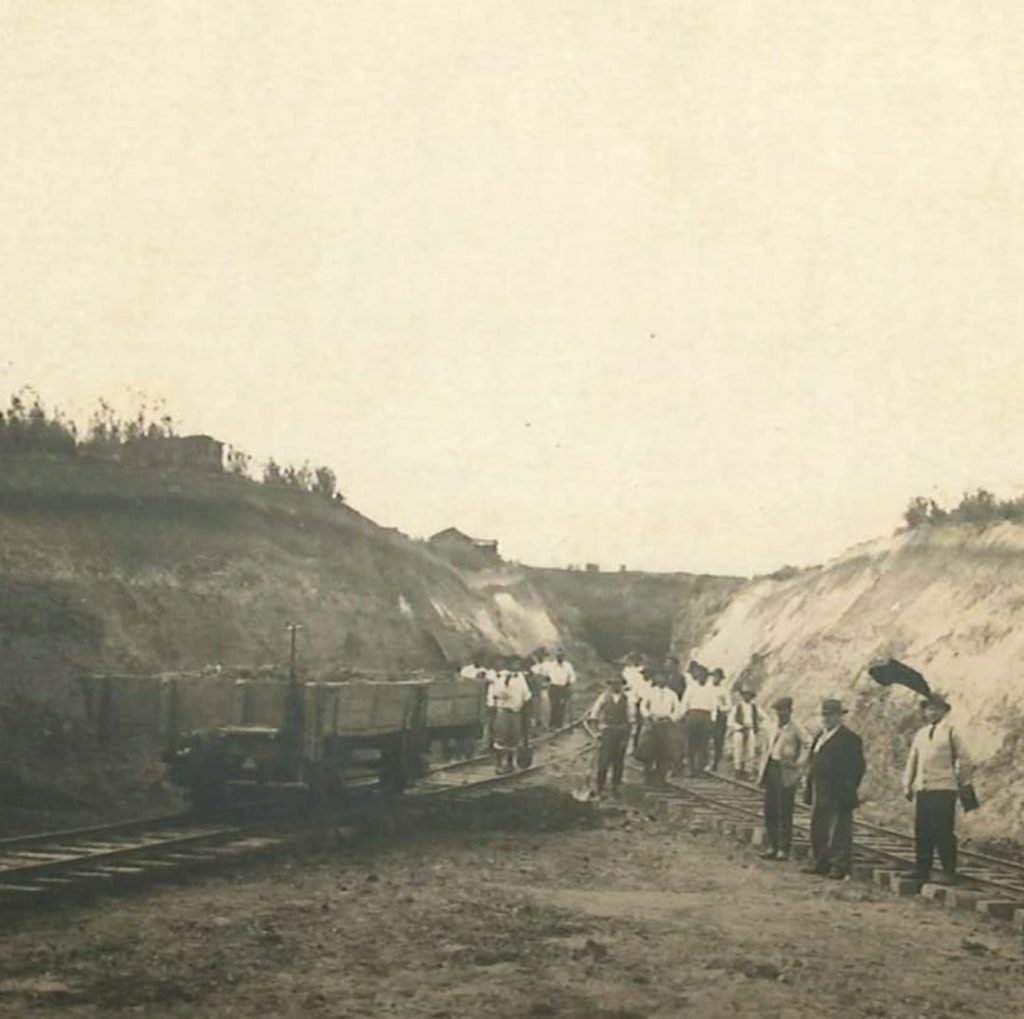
[801,698,865,879]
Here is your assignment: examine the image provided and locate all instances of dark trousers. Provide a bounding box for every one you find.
[914,790,957,878]
[549,686,570,728]
[762,761,796,855]
[810,800,854,875]
[685,711,711,777]
[711,714,727,769]
[596,728,629,792]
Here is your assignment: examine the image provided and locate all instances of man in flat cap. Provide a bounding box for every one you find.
[757,696,806,861]
[802,698,865,879]
[902,692,974,885]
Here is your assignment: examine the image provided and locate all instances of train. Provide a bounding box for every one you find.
[78,671,488,812]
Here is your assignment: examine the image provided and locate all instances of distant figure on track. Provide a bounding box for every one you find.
[802,698,865,880]
[528,648,551,731]
[709,667,731,771]
[621,655,651,754]
[487,663,532,774]
[546,649,577,729]
[637,673,681,787]
[679,664,717,777]
[731,687,762,779]
[584,674,634,797]
[903,692,974,886]
[757,696,806,861]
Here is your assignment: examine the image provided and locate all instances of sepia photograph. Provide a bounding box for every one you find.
[1,2,1023,1016]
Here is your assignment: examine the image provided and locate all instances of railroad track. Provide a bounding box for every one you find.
[634,766,1024,926]
[0,722,587,914]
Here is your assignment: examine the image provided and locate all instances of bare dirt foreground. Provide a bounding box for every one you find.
[0,787,1022,1019]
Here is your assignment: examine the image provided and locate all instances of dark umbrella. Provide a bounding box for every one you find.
[867,658,932,698]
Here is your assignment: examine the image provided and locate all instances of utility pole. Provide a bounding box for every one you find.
[283,622,304,782]
[285,622,302,686]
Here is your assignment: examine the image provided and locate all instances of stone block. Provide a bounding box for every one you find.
[920,883,953,905]
[975,900,1022,921]
[750,827,766,848]
[1013,908,1024,934]
[946,888,985,912]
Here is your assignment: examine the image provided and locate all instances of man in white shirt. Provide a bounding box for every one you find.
[486,663,532,774]
[545,649,577,729]
[638,675,681,787]
[902,693,974,885]
[528,651,550,731]
[679,666,718,777]
[621,658,651,753]
[757,696,806,860]
[730,687,762,779]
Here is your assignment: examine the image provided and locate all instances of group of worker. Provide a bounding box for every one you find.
[616,655,764,785]
[584,657,975,886]
[458,648,577,773]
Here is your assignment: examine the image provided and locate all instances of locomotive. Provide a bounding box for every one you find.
[79,671,487,812]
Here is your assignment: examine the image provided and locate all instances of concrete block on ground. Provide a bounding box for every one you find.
[1013,908,1024,934]
[873,870,899,890]
[946,888,985,912]
[975,900,1022,921]
[920,883,953,905]
[890,876,923,897]
[750,827,766,847]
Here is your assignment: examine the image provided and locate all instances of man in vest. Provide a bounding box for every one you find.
[584,674,634,796]
[731,687,761,779]
[802,698,865,879]
[902,692,974,885]
[757,696,806,860]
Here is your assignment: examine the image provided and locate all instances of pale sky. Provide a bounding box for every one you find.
[3,1,1023,576]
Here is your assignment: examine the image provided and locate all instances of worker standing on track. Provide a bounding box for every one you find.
[546,648,577,729]
[903,692,974,886]
[710,667,731,771]
[757,696,806,861]
[486,661,532,774]
[731,687,762,779]
[637,673,681,787]
[584,674,634,797]
[802,698,865,880]
[528,649,550,732]
[621,655,651,754]
[679,664,717,777]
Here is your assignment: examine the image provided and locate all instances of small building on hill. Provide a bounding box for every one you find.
[428,527,501,569]
[122,434,224,472]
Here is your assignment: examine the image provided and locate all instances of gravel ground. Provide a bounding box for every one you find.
[0,785,1022,1019]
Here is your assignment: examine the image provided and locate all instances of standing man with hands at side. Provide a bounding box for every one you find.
[903,692,975,886]
[802,698,865,880]
[758,696,806,861]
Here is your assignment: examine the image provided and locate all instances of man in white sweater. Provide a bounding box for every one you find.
[902,693,974,885]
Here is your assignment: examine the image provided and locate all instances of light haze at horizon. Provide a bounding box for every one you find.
[2,2,1023,577]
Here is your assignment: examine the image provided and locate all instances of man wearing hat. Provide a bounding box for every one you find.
[802,698,865,879]
[757,697,806,860]
[584,674,634,797]
[902,693,975,885]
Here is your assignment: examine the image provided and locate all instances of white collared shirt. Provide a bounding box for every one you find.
[641,686,682,721]
[546,659,577,688]
[487,671,532,712]
[680,682,718,714]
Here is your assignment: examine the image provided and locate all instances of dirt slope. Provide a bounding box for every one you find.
[689,523,1024,839]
